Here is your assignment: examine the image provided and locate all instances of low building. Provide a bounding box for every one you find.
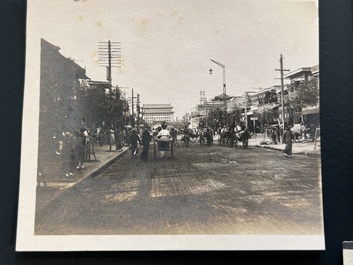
[282,65,320,127]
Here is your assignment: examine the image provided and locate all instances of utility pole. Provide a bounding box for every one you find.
[98,40,121,151]
[275,54,290,126]
[199,91,208,127]
[131,88,134,127]
[244,91,257,128]
[98,40,121,86]
[210,59,227,127]
[136,93,140,131]
[244,92,248,128]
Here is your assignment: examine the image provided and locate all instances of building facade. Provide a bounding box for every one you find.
[142,103,174,126]
[39,38,89,148]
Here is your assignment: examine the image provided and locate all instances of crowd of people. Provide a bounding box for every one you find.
[55,127,89,177]
[53,121,315,173]
[120,122,255,161]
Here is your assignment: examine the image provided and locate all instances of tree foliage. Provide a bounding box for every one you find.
[258,109,278,127]
[227,105,242,127]
[206,108,224,128]
[294,77,319,107]
[78,83,129,130]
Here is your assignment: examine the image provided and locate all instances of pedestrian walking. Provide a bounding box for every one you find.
[282,125,293,158]
[108,128,115,151]
[170,128,178,147]
[182,127,190,147]
[140,126,152,161]
[300,122,308,143]
[129,128,140,157]
[115,129,123,151]
[61,131,76,177]
[76,127,88,169]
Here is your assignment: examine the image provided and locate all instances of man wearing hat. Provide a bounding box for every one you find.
[140,125,152,161]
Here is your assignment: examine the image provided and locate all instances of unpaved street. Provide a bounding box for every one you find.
[35,142,323,235]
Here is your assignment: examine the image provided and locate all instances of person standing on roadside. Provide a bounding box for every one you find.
[129,128,140,157]
[76,127,87,170]
[183,126,190,147]
[300,122,308,143]
[282,125,293,158]
[140,126,152,161]
[61,131,76,177]
[115,129,123,151]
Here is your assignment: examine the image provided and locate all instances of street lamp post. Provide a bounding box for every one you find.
[210,59,227,127]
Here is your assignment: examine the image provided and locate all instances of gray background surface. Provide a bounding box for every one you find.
[0,0,352,264]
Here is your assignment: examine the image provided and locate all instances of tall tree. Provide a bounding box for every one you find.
[206,108,224,129]
[226,105,242,128]
[78,82,129,130]
[294,77,319,107]
[259,109,278,127]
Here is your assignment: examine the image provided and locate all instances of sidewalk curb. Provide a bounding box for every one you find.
[255,145,321,158]
[85,147,130,179]
[36,147,130,216]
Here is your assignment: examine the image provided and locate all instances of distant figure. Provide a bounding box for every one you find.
[76,127,88,170]
[129,129,140,157]
[170,128,178,147]
[282,126,293,158]
[61,132,76,177]
[205,128,212,146]
[300,122,308,143]
[140,126,152,161]
[108,128,115,151]
[183,127,190,147]
[115,129,123,151]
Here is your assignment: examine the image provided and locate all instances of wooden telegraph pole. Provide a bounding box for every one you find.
[136,93,140,131]
[98,41,121,151]
[275,54,290,127]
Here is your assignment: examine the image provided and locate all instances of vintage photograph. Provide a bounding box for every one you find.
[17,0,323,251]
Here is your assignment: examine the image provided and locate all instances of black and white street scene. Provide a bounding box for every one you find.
[17,0,323,251]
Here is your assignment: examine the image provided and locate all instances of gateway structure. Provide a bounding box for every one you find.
[142,103,174,126]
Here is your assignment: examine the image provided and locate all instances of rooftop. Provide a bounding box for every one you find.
[142,103,173,109]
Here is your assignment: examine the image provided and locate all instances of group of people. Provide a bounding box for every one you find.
[56,127,89,177]
[127,122,171,161]
[217,125,251,147]
[94,127,124,151]
[124,120,306,161]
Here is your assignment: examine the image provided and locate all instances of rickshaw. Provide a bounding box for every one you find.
[153,137,174,160]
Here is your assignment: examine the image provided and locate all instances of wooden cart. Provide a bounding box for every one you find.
[153,138,174,160]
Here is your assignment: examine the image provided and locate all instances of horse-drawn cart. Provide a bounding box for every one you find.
[153,138,174,160]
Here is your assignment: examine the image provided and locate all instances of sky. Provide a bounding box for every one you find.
[28,0,318,120]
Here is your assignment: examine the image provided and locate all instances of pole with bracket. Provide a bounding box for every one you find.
[275,54,290,127]
[210,59,227,127]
